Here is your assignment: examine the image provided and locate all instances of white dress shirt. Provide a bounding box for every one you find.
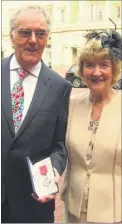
[10,54,41,122]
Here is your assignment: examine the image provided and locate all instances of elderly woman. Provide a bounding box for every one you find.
[61,31,122,223]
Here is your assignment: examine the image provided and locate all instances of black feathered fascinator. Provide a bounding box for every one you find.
[85,30,122,60]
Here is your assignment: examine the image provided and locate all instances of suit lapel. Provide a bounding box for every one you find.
[14,61,52,139]
[2,55,15,136]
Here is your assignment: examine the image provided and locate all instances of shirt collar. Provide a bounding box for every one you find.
[10,54,41,78]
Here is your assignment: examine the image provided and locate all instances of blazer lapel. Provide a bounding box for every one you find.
[14,61,52,139]
[2,56,15,136]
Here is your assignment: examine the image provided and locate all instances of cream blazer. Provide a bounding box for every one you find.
[61,90,121,223]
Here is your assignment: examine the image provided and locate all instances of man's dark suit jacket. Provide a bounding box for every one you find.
[1,55,72,222]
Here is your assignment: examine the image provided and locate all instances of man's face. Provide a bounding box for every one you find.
[10,11,48,69]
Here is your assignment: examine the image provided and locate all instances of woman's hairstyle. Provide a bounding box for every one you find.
[76,30,122,85]
[9,5,51,33]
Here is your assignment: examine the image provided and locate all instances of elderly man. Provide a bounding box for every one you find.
[1,5,72,223]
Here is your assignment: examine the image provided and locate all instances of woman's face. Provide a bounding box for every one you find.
[83,58,113,93]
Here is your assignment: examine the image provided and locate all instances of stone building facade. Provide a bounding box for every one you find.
[2,1,121,74]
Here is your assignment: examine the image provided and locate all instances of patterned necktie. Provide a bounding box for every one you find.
[11,68,28,133]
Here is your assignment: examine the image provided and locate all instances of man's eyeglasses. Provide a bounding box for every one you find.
[14,29,48,39]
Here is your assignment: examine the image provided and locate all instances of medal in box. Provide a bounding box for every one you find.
[27,157,58,198]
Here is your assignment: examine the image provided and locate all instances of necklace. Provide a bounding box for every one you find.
[88,119,99,134]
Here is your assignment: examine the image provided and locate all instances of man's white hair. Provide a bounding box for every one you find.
[10,5,51,33]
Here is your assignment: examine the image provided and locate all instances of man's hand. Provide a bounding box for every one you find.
[31,168,60,203]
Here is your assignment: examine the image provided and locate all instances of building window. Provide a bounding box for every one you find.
[117,6,120,19]
[61,9,65,23]
[47,7,53,20]
[70,1,79,24]
[1,50,4,59]
[46,52,51,59]
[46,45,51,64]
[46,45,51,49]
[57,8,65,24]
[91,4,103,21]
